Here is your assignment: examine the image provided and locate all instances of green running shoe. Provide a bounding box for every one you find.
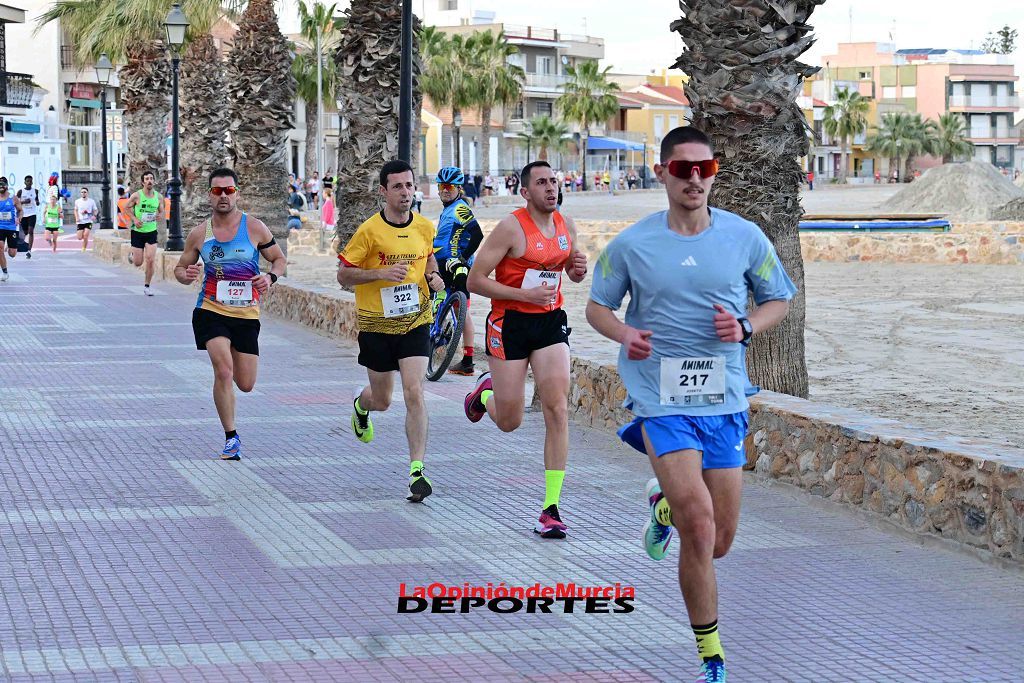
[643,477,673,561]
[351,397,374,443]
[408,469,432,503]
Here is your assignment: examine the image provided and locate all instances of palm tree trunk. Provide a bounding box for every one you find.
[304,100,318,180]
[225,0,296,260]
[119,42,170,225]
[180,34,228,237]
[479,105,492,176]
[839,140,848,183]
[672,0,820,398]
[335,0,411,247]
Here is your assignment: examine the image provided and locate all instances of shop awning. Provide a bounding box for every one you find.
[586,136,645,151]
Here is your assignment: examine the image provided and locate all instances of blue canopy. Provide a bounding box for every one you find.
[586,136,645,152]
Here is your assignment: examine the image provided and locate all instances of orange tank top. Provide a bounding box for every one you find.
[493,208,572,315]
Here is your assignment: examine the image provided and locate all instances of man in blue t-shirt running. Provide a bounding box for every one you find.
[587,126,796,683]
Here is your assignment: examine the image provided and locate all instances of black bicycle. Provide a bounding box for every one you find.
[425,285,468,381]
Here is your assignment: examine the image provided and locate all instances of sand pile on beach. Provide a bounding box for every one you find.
[881,162,1024,220]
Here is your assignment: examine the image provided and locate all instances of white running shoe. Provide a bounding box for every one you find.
[144,286,154,296]
[127,252,134,265]
[0,271,7,282]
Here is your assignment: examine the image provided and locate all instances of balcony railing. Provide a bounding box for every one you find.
[950,94,1019,108]
[1,72,34,108]
[968,128,1015,140]
[524,73,567,89]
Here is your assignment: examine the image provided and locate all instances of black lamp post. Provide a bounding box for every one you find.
[95,53,114,230]
[163,3,188,251]
[398,0,412,163]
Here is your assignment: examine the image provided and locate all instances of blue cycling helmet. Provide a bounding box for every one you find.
[435,167,464,185]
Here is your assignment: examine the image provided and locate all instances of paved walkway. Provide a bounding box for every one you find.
[0,249,1022,682]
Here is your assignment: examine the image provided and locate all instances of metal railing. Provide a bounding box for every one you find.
[0,71,34,108]
[524,73,567,89]
[950,94,1019,108]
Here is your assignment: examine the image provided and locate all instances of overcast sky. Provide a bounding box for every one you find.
[281,1,1023,100]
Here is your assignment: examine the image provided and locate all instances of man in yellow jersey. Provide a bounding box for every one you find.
[337,160,444,502]
[122,170,164,296]
[464,161,588,538]
[173,168,286,461]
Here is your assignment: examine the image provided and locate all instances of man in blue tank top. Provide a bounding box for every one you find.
[173,167,286,461]
[0,176,24,282]
[588,126,796,683]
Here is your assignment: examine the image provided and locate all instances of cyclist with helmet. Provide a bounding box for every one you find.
[433,166,484,376]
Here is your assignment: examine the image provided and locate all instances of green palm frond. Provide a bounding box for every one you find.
[557,60,620,132]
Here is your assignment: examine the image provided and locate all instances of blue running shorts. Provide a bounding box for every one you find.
[618,412,749,469]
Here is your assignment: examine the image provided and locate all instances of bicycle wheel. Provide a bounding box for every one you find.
[425,291,467,381]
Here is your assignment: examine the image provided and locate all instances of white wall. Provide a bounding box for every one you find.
[5,1,64,114]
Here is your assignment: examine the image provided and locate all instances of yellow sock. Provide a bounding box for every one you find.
[692,621,725,662]
[480,389,493,407]
[655,497,672,526]
[543,469,565,509]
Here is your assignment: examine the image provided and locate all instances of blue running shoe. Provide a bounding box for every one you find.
[643,477,673,560]
[696,658,726,683]
[220,435,241,461]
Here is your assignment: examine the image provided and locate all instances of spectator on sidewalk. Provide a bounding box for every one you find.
[806,170,814,191]
[321,187,335,234]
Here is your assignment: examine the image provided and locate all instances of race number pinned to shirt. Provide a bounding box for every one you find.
[216,280,253,307]
[0,212,12,221]
[381,283,419,318]
[522,268,561,290]
[140,212,157,223]
[659,356,726,407]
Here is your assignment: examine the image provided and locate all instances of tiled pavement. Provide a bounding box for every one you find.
[0,248,1022,683]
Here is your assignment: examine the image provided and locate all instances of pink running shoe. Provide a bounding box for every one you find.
[534,505,567,539]
[464,371,492,423]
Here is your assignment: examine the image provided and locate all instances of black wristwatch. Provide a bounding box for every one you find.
[738,317,753,346]
[269,272,278,284]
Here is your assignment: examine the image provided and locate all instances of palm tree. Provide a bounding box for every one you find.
[180,33,228,232]
[38,1,233,239]
[335,0,418,246]
[930,112,972,163]
[419,31,475,169]
[557,61,619,191]
[525,115,570,161]
[672,1,825,399]
[466,30,523,176]
[224,0,296,254]
[867,112,930,181]
[823,87,870,183]
[294,1,343,182]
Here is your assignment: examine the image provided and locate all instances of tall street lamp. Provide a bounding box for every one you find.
[95,53,114,230]
[453,110,462,169]
[164,3,188,251]
[397,0,413,163]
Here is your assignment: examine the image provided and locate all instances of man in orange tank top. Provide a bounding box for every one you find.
[464,161,588,539]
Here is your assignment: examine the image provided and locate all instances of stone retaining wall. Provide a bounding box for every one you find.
[90,231,1024,561]
[290,219,1024,265]
[569,359,1024,561]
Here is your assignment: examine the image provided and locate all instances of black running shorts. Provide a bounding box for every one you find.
[192,308,261,356]
[20,215,36,232]
[130,230,158,249]
[357,324,430,373]
[485,308,570,361]
[0,229,17,249]
[77,222,92,231]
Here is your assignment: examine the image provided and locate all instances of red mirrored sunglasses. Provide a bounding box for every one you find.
[209,186,238,196]
[666,159,719,180]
